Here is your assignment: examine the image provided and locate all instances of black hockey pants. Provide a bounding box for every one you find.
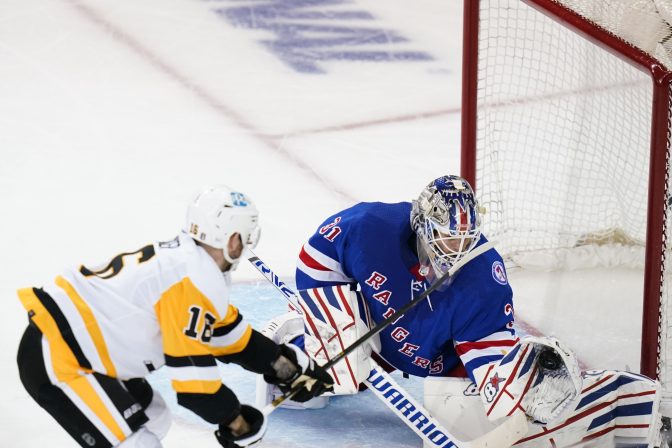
[17,322,151,447]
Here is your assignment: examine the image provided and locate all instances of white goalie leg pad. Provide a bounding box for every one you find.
[516,370,662,448]
[298,285,381,395]
[255,311,329,410]
[473,336,582,425]
[425,370,663,448]
[424,377,505,445]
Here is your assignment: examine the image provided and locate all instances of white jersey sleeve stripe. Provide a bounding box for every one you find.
[301,242,349,274]
[455,330,518,345]
[210,321,249,348]
[297,258,354,283]
[457,345,514,365]
[165,365,222,382]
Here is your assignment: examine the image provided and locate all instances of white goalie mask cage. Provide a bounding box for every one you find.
[411,175,482,279]
[185,185,261,267]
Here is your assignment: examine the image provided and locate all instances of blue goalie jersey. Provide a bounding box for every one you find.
[295,202,517,381]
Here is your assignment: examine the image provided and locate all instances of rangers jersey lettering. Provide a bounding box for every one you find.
[295,202,517,380]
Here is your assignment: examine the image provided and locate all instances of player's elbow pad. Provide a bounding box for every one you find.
[177,383,240,425]
[217,329,280,375]
[473,336,582,424]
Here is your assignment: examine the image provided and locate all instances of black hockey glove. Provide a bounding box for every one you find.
[264,343,334,402]
[215,404,266,448]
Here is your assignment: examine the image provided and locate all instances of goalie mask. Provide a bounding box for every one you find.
[185,185,260,269]
[411,175,482,279]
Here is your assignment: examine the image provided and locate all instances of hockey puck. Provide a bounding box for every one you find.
[538,349,562,370]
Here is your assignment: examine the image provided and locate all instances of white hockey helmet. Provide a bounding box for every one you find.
[411,175,482,279]
[185,185,260,267]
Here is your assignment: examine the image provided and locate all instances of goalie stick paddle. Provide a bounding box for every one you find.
[247,244,529,448]
[365,364,528,448]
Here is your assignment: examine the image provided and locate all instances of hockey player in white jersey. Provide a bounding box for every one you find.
[16,185,333,448]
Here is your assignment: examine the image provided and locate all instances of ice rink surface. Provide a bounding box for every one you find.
[0,0,645,446]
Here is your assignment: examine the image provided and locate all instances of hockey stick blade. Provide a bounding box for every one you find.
[366,365,528,448]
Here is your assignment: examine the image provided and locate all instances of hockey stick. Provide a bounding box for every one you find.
[247,245,528,447]
[365,364,527,448]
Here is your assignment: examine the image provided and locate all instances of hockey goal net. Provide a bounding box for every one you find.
[462,0,672,402]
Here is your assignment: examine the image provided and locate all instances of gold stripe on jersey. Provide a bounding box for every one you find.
[20,288,128,442]
[220,305,240,326]
[171,379,223,394]
[67,376,127,442]
[17,288,90,382]
[156,278,220,357]
[156,277,252,357]
[156,277,253,393]
[55,275,117,378]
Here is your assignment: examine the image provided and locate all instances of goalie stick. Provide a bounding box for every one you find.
[247,245,529,448]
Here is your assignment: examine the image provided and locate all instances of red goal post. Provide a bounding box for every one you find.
[461,0,671,394]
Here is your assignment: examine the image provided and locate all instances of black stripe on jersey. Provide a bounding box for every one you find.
[164,354,217,368]
[212,313,243,337]
[123,378,153,410]
[93,373,148,432]
[177,383,240,424]
[33,288,92,370]
[217,330,279,375]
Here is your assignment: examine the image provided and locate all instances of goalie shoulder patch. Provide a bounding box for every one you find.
[492,261,508,285]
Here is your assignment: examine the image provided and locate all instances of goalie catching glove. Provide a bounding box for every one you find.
[474,336,582,424]
[263,343,334,402]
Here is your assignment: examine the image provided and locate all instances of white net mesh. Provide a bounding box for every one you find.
[472,0,672,394]
[661,86,672,401]
[562,0,672,67]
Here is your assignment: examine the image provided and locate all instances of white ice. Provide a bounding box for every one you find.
[0,0,644,446]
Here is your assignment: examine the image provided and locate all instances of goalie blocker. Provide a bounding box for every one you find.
[426,337,664,447]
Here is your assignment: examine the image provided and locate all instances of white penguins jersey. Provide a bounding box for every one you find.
[18,233,251,395]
